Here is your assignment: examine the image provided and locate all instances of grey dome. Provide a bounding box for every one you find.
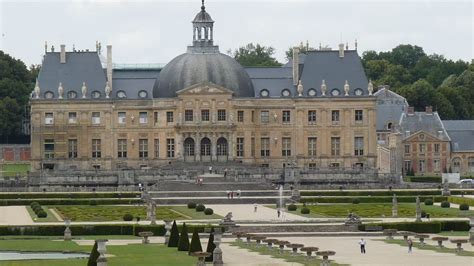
[153,52,254,98]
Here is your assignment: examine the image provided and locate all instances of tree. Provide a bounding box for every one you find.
[205,227,216,262]
[167,220,179,247]
[231,43,281,67]
[189,228,203,254]
[177,223,190,251]
[285,41,315,61]
[389,44,426,69]
[87,241,100,266]
[0,97,22,136]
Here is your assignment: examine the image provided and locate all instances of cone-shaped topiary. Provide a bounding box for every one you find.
[177,223,190,251]
[205,227,216,262]
[87,241,99,266]
[189,228,203,254]
[168,220,179,247]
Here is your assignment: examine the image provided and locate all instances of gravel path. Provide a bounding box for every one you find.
[207,204,310,221]
[0,206,34,225]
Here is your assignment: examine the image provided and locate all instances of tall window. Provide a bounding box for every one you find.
[201,109,210,121]
[68,139,78,158]
[236,137,244,157]
[404,160,412,173]
[419,144,426,154]
[331,110,340,123]
[92,112,101,125]
[139,139,148,158]
[355,110,363,121]
[45,113,54,125]
[308,110,317,123]
[68,112,77,124]
[185,110,193,122]
[117,139,127,158]
[434,143,440,153]
[282,111,291,123]
[260,137,270,157]
[308,137,317,157]
[354,137,364,156]
[139,112,148,124]
[92,139,101,158]
[166,111,174,123]
[237,111,244,122]
[331,137,340,156]
[44,139,54,159]
[282,137,291,157]
[167,138,175,158]
[251,137,255,157]
[218,109,226,121]
[251,111,255,123]
[419,159,425,172]
[404,144,410,154]
[154,139,159,158]
[260,111,269,123]
[118,112,126,124]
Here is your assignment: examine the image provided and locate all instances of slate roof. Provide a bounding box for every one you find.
[374,88,408,131]
[442,120,474,151]
[113,69,159,99]
[36,52,107,99]
[399,112,450,141]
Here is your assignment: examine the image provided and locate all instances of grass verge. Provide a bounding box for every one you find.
[379,239,474,257]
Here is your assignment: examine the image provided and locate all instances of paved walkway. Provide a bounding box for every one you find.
[0,206,33,225]
[207,204,310,221]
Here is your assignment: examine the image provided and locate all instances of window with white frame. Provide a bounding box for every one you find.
[117,139,127,158]
[236,137,244,157]
[68,139,78,158]
[282,137,291,156]
[331,137,340,156]
[139,139,148,158]
[92,139,101,158]
[167,138,175,158]
[68,112,77,124]
[91,112,101,125]
[139,112,148,124]
[45,113,54,125]
[354,137,364,156]
[308,110,316,123]
[118,112,126,124]
[260,137,270,157]
[308,137,317,157]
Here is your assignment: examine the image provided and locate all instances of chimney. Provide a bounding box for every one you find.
[407,106,414,115]
[106,45,113,90]
[60,44,66,63]
[425,106,433,114]
[292,47,299,86]
[338,43,344,58]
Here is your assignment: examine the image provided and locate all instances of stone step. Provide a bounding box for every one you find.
[156,182,272,191]
[149,190,291,197]
[153,197,295,205]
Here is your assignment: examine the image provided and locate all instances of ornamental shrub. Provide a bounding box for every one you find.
[122,213,133,221]
[287,204,297,211]
[168,220,179,247]
[87,241,99,266]
[177,223,190,251]
[424,199,433,205]
[196,204,205,212]
[89,200,97,206]
[301,207,310,214]
[187,202,197,209]
[352,198,360,204]
[459,203,469,211]
[205,227,215,262]
[420,210,427,218]
[204,208,214,215]
[37,211,47,218]
[440,201,450,208]
[189,228,203,254]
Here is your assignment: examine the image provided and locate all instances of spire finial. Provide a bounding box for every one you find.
[201,0,205,11]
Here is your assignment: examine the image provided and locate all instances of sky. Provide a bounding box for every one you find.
[0,0,472,67]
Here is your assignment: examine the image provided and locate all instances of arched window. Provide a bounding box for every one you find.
[138,90,148,98]
[387,122,393,130]
[184,138,195,157]
[200,137,211,156]
[117,90,127,98]
[44,91,54,99]
[468,157,474,172]
[260,89,269,97]
[91,91,101,99]
[67,91,77,99]
[281,89,291,97]
[331,88,340,96]
[307,88,317,97]
[354,88,363,96]
[217,137,228,156]
[452,157,462,173]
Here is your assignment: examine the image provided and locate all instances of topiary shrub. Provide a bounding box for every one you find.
[89,200,97,206]
[421,210,427,218]
[168,220,179,247]
[122,213,133,221]
[352,198,360,204]
[287,204,297,211]
[204,208,214,215]
[195,204,205,212]
[187,202,197,209]
[205,227,215,262]
[37,210,47,218]
[459,203,469,211]
[87,241,99,266]
[440,201,450,208]
[177,223,190,251]
[424,199,433,205]
[301,207,310,214]
[189,228,203,254]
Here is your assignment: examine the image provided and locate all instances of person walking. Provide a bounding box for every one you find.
[209,166,213,174]
[224,168,228,178]
[277,209,281,218]
[359,238,366,254]
[407,238,413,253]
[236,189,241,198]
[254,203,258,213]
[230,190,234,199]
[226,190,230,199]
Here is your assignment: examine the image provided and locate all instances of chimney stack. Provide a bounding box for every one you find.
[106,45,113,90]
[338,43,344,58]
[292,47,299,86]
[60,44,66,63]
[425,106,433,114]
[407,106,415,115]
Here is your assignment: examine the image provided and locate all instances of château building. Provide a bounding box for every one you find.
[30,2,377,172]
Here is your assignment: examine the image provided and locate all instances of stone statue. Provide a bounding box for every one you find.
[105,81,111,98]
[415,196,422,222]
[368,80,374,95]
[345,212,361,225]
[34,79,40,99]
[344,80,350,96]
[58,82,64,99]
[297,80,304,96]
[321,80,327,96]
[224,212,233,221]
[81,82,87,98]
[392,194,398,217]
[442,179,451,196]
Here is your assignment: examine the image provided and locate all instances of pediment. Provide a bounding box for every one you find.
[176,82,234,96]
[404,130,443,142]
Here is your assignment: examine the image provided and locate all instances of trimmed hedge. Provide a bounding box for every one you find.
[187,202,197,209]
[0,224,222,237]
[287,204,297,211]
[123,213,134,221]
[204,208,214,215]
[440,220,470,231]
[440,201,450,208]
[459,204,469,211]
[0,192,140,200]
[405,176,442,183]
[424,199,433,205]
[0,198,142,206]
[301,207,310,214]
[300,196,447,204]
[358,220,470,233]
[352,198,360,204]
[300,190,444,197]
[448,196,474,207]
[195,204,205,212]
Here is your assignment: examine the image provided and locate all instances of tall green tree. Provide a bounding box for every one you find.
[177,223,190,251]
[230,43,281,67]
[189,228,203,254]
[168,220,179,247]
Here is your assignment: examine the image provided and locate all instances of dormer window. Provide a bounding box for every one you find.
[138,90,148,98]
[44,91,54,99]
[260,89,269,97]
[117,90,127,98]
[67,91,77,99]
[308,88,317,97]
[331,89,340,96]
[281,89,291,97]
[91,91,101,99]
[354,88,363,96]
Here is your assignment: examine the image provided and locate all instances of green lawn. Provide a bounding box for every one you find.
[0,237,195,265]
[287,203,474,218]
[380,239,474,257]
[53,205,221,222]
[0,163,30,177]
[438,231,470,237]
[26,206,59,222]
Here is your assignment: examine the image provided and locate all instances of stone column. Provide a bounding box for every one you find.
[415,196,422,222]
[213,228,223,266]
[176,133,184,160]
[392,194,398,217]
[150,201,156,225]
[227,132,233,161]
[211,133,217,162]
[195,133,201,162]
